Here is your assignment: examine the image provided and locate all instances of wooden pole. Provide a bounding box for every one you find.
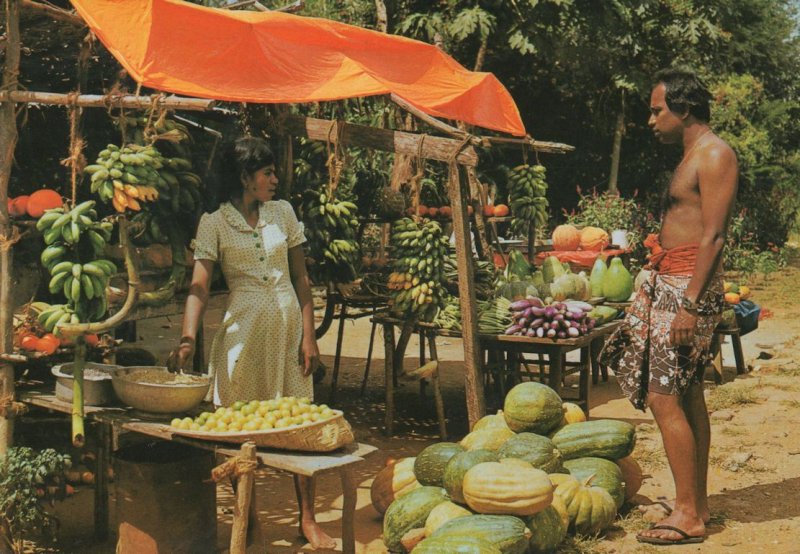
[0,0,21,458]
[608,92,625,194]
[0,90,216,111]
[447,163,485,426]
[20,0,84,26]
[230,441,257,554]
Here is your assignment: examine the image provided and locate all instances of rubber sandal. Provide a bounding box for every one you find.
[637,524,705,545]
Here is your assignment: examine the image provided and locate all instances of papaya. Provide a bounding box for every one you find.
[602,258,633,302]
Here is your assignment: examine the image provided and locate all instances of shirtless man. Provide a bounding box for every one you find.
[602,68,738,545]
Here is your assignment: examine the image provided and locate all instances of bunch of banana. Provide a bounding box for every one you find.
[388,218,449,321]
[114,114,192,155]
[302,190,360,283]
[85,143,202,215]
[36,303,81,334]
[129,211,170,245]
[507,164,549,236]
[433,295,462,331]
[36,201,113,257]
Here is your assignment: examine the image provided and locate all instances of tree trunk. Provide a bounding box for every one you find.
[0,0,21,458]
[473,37,488,72]
[608,93,625,195]
[374,0,387,33]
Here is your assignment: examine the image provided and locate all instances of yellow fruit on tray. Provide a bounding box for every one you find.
[723,281,732,293]
[724,292,741,305]
[739,285,751,299]
[172,396,337,433]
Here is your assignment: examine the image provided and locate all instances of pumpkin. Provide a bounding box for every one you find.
[383,486,448,552]
[460,427,515,452]
[503,382,563,435]
[26,189,63,218]
[443,449,499,504]
[616,456,644,501]
[602,257,634,302]
[414,443,465,487]
[424,501,472,536]
[562,402,586,425]
[579,226,609,251]
[431,515,533,554]
[526,502,568,553]
[552,224,581,251]
[497,432,564,474]
[589,257,607,297]
[462,462,554,517]
[549,473,617,536]
[551,419,636,461]
[413,535,502,554]
[8,195,29,217]
[472,410,510,432]
[563,457,625,510]
[370,457,421,515]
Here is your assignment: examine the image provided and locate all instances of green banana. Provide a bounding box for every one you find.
[41,245,66,267]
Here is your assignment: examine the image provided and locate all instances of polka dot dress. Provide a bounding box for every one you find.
[192,200,313,406]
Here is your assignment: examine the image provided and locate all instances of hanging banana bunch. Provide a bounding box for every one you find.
[508,164,549,236]
[85,143,202,217]
[114,113,192,156]
[37,200,117,329]
[387,218,449,322]
[302,190,360,284]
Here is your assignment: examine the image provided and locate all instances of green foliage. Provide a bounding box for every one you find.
[0,448,71,552]
[724,212,787,279]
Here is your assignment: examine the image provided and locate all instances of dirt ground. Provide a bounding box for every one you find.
[22,262,800,553]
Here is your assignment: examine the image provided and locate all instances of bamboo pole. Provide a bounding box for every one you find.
[230,442,257,554]
[0,90,216,111]
[0,0,21,458]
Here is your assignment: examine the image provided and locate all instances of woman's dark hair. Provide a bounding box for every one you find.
[218,136,276,201]
[654,67,712,122]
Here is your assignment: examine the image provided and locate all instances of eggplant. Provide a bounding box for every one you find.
[560,319,572,330]
[505,325,523,335]
[553,313,565,322]
[527,297,545,308]
[523,307,535,319]
[531,306,547,317]
[544,306,557,319]
[536,327,545,338]
[557,330,568,339]
[546,328,557,339]
[526,327,537,337]
[567,326,580,338]
[518,318,528,328]
[542,322,550,330]
[530,317,545,328]
[509,299,532,311]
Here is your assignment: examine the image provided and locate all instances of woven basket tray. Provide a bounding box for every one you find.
[169,411,355,452]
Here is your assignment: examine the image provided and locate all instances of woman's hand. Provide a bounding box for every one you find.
[300,336,320,377]
[167,339,195,372]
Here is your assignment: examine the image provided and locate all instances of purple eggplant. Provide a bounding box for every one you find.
[557,330,568,339]
[542,322,550,331]
[536,327,545,338]
[531,306,547,317]
[547,328,557,339]
[526,327,537,337]
[560,319,572,330]
[518,318,528,328]
[527,297,545,308]
[544,306,557,319]
[505,325,523,335]
[530,318,545,328]
[567,326,580,338]
[509,299,532,311]
[553,313,565,322]
[523,307,535,319]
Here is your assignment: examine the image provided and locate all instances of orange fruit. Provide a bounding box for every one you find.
[416,205,428,217]
[27,189,63,218]
[9,195,29,217]
[84,333,101,347]
[36,333,61,355]
[427,207,439,218]
[439,206,452,218]
[483,204,495,217]
[466,205,474,216]
[724,292,741,305]
[20,334,39,351]
[493,204,510,217]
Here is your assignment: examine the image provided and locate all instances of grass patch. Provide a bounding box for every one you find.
[557,535,605,554]
[777,366,800,377]
[707,510,729,528]
[706,383,761,412]
[781,399,800,409]
[616,510,651,534]
[719,426,745,436]
[633,441,667,471]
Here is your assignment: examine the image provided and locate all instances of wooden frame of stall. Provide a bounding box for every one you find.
[0,1,574,551]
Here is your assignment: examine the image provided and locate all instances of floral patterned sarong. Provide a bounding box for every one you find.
[599,272,724,411]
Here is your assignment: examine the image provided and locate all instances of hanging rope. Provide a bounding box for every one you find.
[408,134,427,218]
[210,455,259,483]
[324,119,345,198]
[59,92,86,207]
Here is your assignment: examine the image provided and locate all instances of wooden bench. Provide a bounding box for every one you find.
[19,390,376,554]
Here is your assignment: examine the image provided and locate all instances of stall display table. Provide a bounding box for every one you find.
[373,315,622,436]
[18,390,376,554]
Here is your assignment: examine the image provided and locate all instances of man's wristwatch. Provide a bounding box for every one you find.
[681,296,700,312]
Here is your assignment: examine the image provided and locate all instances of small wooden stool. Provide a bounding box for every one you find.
[710,324,747,383]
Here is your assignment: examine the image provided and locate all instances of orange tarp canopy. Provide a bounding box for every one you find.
[69,0,526,136]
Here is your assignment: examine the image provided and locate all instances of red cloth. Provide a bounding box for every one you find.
[644,234,698,276]
[533,249,628,269]
[69,0,525,136]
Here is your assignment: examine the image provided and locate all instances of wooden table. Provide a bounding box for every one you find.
[374,315,622,436]
[19,390,376,554]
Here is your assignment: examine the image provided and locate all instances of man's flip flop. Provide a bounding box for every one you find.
[637,524,705,545]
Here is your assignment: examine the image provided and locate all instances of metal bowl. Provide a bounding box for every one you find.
[111,366,210,415]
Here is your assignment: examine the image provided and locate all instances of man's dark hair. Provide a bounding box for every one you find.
[218,136,276,201]
[654,68,712,122]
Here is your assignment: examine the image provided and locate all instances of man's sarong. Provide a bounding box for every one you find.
[599,236,725,410]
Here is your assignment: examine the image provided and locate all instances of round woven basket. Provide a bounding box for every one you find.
[170,411,354,452]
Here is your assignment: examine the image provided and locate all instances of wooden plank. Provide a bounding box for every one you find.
[1,90,216,111]
[230,442,256,554]
[340,468,357,554]
[280,114,479,166]
[94,422,110,541]
[447,163,485,426]
[21,0,84,25]
[383,322,395,436]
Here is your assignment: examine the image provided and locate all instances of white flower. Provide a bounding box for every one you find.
[660,376,670,387]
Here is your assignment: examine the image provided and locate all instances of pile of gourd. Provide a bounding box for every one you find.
[371,382,642,553]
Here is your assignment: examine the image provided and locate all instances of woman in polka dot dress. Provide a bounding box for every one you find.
[169,137,335,550]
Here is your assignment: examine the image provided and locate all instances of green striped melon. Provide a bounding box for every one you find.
[414,442,465,487]
[413,534,502,554]
[383,486,448,552]
[442,449,498,504]
[431,514,532,554]
[503,382,564,435]
[551,419,635,461]
[526,503,568,553]
[563,457,625,510]
[497,432,564,473]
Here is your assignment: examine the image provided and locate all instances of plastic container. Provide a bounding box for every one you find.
[734,300,760,336]
[51,362,120,406]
